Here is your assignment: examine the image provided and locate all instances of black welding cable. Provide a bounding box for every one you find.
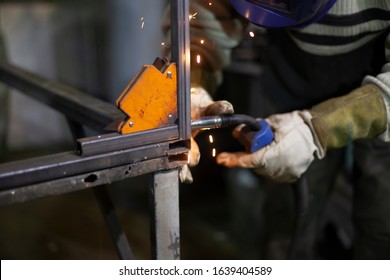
[287,175,309,259]
[219,114,261,131]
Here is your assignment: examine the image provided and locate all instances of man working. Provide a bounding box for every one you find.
[164,0,390,259]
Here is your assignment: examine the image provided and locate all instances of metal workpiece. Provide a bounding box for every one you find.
[0,141,189,191]
[149,169,181,260]
[171,0,191,140]
[0,62,125,132]
[77,126,180,156]
[0,156,186,207]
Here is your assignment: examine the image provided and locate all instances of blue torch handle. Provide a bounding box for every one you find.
[250,119,274,153]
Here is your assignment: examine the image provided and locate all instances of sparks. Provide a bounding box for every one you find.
[189,12,198,21]
[196,54,201,64]
[209,135,214,143]
[249,31,255,38]
[200,39,205,44]
[209,2,212,6]
[140,17,145,28]
[212,148,216,157]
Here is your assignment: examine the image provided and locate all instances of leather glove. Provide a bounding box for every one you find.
[216,83,388,183]
[217,110,318,182]
[180,86,234,183]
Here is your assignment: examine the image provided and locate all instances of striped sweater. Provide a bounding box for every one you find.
[181,0,390,141]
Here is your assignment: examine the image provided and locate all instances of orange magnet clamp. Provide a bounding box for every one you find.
[116,57,177,134]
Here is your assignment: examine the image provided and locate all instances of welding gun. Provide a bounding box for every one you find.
[191,114,274,152]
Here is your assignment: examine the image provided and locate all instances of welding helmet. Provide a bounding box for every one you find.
[230,0,337,28]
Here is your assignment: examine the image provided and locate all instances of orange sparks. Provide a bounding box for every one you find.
[196,54,201,64]
[200,39,205,44]
[212,148,216,157]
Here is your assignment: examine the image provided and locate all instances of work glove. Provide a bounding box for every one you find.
[217,83,388,183]
[180,86,234,183]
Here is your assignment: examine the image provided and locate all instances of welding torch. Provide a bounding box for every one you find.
[191,114,274,152]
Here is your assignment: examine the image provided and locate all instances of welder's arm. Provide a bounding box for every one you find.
[217,83,389,183]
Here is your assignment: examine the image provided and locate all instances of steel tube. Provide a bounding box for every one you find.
[171,0,191,140]
[0,157,181,206]
[77,126,179,156]
[0,62,124,131]
[149,169,180,260]
[0,142,181,190]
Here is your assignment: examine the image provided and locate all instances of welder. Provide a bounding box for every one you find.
[163,0,390,259]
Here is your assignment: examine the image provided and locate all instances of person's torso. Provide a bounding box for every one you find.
[264,0,390,103]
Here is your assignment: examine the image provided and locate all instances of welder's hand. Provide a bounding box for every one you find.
[190,86,234,123]
[179,86,234,184]
[216,110,319,183]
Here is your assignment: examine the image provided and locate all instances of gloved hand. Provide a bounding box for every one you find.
[217,110,319,182]
[216,83,388,183]
[180,86,234,183]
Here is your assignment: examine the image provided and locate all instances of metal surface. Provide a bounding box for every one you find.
[0,62,124,132]
[0,142,186,190]
[171,0,191,140]
[0,157,182,206]
[191,116,223,131]
[77,126,179,156]
[149,168,180,260]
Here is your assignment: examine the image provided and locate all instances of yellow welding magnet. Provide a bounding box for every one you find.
[116,57,177,134]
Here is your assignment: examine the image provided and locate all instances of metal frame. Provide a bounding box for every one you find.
[0,0,190,260]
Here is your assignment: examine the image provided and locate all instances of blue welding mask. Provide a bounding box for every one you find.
[230,0,337,28]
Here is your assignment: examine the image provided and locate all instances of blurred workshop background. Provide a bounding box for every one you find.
[0,0,353,260]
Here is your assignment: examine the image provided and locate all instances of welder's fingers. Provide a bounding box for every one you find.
[188,137,200,167]
[204,100,234,116]
[216,151,257,168]
[179,165,193,184]
[190,87,214,119]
